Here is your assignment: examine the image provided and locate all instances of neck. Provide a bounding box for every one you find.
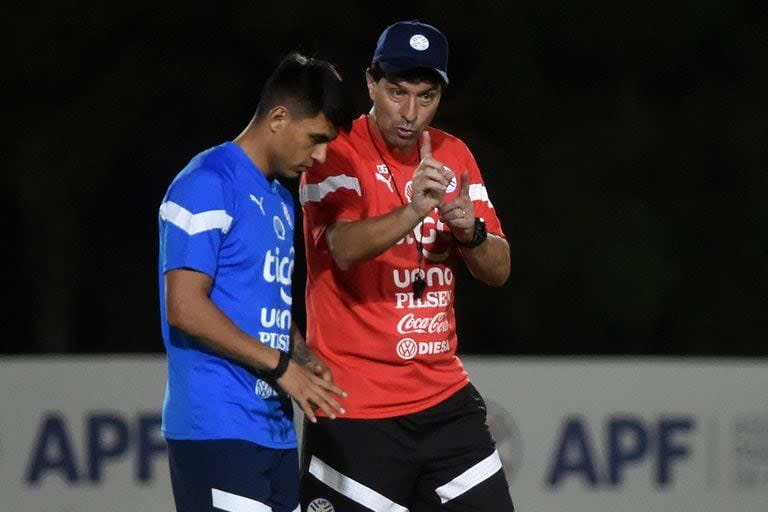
[233,121,273,178]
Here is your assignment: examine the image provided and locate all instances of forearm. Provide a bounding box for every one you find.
[459,234,510,286]
[327,203,423,269]
[290,321,310,364]
[168,293,279,372]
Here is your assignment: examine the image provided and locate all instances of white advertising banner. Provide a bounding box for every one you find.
[1,357,766,511]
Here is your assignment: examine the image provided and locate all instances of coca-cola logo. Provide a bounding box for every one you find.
[397,312,450,334]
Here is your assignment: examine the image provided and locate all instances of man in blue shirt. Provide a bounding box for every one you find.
[158,53,351,512]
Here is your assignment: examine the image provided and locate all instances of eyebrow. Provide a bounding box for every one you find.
[387,80,439,94]
[309,133,333,144]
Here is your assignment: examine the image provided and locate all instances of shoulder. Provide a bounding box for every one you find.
[274,182,295,207]
[165,145,236,205]
[428,127,481,177]
[428,126,470,153]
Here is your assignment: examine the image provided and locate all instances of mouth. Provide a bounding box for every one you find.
[396,127,416,139]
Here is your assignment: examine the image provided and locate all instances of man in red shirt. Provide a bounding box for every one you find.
[299,20,514,511]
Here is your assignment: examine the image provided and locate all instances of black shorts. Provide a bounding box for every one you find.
[300,383,515,511]
[167,439,299,512]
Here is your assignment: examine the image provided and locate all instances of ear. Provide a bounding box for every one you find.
[365,71,377,102]
[268,106,290,133]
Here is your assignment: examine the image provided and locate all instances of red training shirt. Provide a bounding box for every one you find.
[299,115,505,418]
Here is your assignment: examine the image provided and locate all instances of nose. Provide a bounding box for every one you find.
[400,97,417,123]
[311,143,329,164]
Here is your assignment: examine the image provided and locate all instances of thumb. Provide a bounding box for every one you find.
[460,170,470,197]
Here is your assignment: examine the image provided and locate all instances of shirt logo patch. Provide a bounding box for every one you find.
[273,216,286,241]
[375,164,394,192]
[396,338,418,360]
[249,194,265,215]
[281,202,294,229]
[308,498,335,512]
[405,180,414,202]
[444,166,457,193]
[255,379,276,399]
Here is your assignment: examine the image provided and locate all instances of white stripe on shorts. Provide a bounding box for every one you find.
[309,455,408,512]
[211,488,272,511]
[434,450,503,504]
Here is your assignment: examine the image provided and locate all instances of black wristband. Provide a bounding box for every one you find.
[456,218,488,248]
[268,350,291,380]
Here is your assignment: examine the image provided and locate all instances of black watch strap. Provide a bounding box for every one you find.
[268,350,291,380]
[456,218,488,248]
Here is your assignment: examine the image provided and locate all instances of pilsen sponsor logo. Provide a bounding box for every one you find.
[397,312,450,334]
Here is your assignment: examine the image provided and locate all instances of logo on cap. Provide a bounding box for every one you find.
[409,34,430,51]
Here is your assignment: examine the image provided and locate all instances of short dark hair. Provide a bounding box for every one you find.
[255,52,352,131]
[367,62,447,90]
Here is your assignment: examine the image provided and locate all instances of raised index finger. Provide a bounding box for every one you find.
[419,130,432,161]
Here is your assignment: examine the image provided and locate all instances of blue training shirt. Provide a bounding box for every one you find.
[158,142,297,448]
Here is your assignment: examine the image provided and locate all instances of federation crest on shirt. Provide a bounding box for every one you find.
[273,216,286,240]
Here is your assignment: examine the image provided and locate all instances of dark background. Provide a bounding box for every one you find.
[5,2,766,356]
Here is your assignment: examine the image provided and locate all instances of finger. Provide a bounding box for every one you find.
[417,157,445,175]
[317,365,333,382]
[419,167,451,186]
[315,392,345,415]
[438,201,462,216]
[419,130,432,160]
[460,170,470,197]
[318,378,348,398]
[300,399,318,423]
[311,395,340,419]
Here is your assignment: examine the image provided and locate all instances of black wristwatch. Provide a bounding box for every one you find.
[456,218,488,248]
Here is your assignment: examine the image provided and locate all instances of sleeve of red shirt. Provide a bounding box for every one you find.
[462,143,506,238]
[300,142,365,247]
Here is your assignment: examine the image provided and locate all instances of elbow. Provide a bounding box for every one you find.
[166,298,193,332]
[166,305,185,331]
[326,228,359,271]
[488,269,510,287]
[330,250,357,271]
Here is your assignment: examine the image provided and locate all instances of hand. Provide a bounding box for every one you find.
[410,131,454,217]
[276,360,347,423]
[303,350,333,382]
[438,171,475,243]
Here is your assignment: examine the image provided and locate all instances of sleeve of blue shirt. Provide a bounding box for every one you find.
[159,167,234,279]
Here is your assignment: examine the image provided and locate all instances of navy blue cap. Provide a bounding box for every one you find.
[372,20,449,85]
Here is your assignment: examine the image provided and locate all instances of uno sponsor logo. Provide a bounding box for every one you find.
[396,337,451,359]
[393,267,454,289]
[260,308,291,329]
[308,498,335,512]
[397,312,450,334]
